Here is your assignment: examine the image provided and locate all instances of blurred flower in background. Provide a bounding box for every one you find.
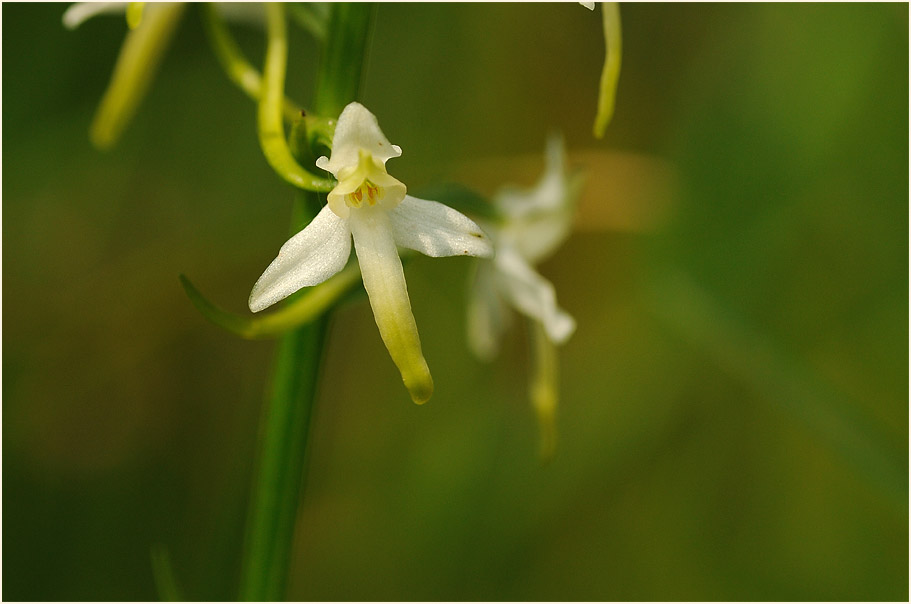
[468,135,580,361]
[468,135,582,458]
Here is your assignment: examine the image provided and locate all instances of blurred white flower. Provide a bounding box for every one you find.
[250,102,493,404]
[468,135,582,459]
[468,135,581,361]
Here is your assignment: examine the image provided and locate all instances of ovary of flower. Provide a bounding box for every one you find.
[468,135,580,362]
[249,102,493,404]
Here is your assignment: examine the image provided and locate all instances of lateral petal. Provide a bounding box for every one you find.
[249,204,352,312]
[389,196,493,258]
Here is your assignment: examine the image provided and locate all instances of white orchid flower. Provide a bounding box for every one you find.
[249,102,493,404]
[468,135,582,458]
[468,135,580,361]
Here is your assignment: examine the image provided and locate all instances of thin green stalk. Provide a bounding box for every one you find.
[593,2,621,138]
[529,318,559,462]
[90,2,185,149]
[200,3,302,122]
[258,3,335,192]
[239,257,328,601]
[180,262,362,339]
[239,3,374,601]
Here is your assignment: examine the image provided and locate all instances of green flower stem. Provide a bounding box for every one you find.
[258,3,335,192]
[593,2,622,138]
[90,2,185,149]
[314,3,373,117]
[200,3,302,122]
[239,235,328,602]
[239,3,374,601]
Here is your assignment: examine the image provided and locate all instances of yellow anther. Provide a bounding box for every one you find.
[345,180,384,208]
[367,182,384,203]
[327,149,405,217]
[345,187,363,207]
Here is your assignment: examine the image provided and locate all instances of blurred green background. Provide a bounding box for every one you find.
[3,3,908,601]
